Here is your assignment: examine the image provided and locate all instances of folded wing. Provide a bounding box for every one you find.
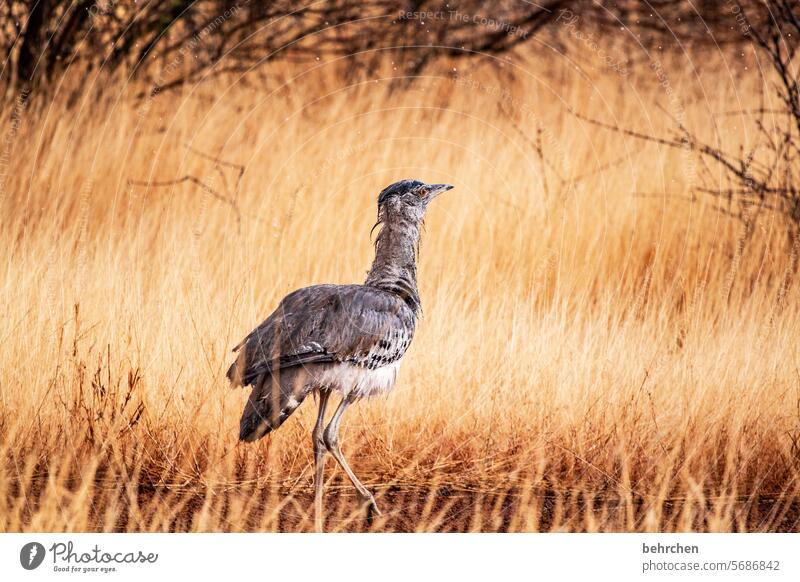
[227,284,416,387]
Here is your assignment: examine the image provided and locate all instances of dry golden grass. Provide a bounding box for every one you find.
[1,49,799,532]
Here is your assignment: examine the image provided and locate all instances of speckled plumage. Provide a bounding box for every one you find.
[228,284,417,438]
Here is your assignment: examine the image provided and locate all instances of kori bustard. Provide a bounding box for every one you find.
[227,179,453,531]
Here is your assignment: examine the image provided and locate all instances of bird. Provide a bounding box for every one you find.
[227,179,454,531]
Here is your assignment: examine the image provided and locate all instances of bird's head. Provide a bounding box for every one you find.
[376,179,453,222]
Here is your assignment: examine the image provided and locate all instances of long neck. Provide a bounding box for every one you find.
[365,215,422,312]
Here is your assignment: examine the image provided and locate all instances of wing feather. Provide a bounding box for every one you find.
[227,284,416,386]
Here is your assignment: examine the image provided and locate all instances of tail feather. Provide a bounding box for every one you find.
[227,350,247,387]
[238,368,312,442]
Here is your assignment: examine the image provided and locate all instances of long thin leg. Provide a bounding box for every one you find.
[322,396,381,522]
[312,390,331,532]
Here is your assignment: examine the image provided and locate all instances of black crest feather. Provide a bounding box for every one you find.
[377,179,424,205]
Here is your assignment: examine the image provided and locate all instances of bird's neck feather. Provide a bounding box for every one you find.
[365,214,422,311]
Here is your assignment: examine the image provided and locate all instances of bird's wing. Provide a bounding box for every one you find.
[227,284,416,386]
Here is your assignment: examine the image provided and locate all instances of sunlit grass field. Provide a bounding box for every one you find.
[1,48,799,532]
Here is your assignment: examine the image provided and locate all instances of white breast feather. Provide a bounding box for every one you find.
[312,358,402,398]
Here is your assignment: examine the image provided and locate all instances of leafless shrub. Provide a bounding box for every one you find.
[1,1,789,103]
[0,1,566,99]
[575,1,800,249]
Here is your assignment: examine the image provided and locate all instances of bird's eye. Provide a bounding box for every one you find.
[416,187,428,197]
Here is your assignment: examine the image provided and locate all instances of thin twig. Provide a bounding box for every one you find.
[127,176,242,225]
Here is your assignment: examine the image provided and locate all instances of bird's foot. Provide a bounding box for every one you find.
[360,494,381,526]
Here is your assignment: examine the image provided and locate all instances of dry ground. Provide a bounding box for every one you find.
[1,47,799,532]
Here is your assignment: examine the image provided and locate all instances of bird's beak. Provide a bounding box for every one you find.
[428,184,454,199]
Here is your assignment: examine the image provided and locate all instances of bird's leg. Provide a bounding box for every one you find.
[323,395,381,523]
[312,389,331,533]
